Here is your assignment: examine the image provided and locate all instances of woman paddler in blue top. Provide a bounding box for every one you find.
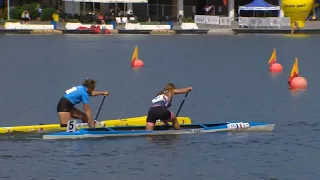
[57,79,109,127]
[146,83,192,130]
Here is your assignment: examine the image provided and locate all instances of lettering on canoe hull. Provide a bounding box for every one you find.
[187,128,204,134]
[227,123,250,130]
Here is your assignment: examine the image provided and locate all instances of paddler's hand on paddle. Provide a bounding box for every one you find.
[94,120,102,126]
[88,120,95,128]
[103,91,109,96]
[90,91,109,96]
[187,87,192,92]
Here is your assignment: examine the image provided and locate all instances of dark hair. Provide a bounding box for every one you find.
[83,79,96,91]
[157,83,176,96]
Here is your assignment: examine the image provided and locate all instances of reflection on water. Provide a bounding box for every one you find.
[147,135,181,145]
[226,132,253,138]
[268,72,282,78]
[64,34,103,42]
[283,34,311,39]
[56,141,83,155]
[289,89,307,99]
[132,67,143,72]
[0,133,42,140]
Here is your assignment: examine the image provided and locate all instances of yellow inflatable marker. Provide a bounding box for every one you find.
[282,0,313,28]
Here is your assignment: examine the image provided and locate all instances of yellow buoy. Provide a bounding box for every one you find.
[282,0,313,28]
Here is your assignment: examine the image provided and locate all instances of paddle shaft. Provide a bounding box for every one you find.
[175,91,189,117]
[94,95,106,121]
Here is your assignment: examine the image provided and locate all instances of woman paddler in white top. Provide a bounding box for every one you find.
[146,83,192,130]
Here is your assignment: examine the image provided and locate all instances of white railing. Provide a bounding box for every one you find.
[194,15,291,28]
[194,15,227,25]
[238,17,290,28]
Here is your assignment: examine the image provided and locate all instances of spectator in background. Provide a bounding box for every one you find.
[35,3,42,20]
[109,8,115,16]
[291,21,299,34]
[58,9,66,22]
[97,13,105,24]
[109,8,115,21]
[127,9,132,16]
[52,9,60,22]
[21,10,31,24]
[177,14,182,23]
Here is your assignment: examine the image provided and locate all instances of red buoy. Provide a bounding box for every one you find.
[268,48,283,72]
[290,77,307,89]
[269,63,283,72]
[131,46,144,68]
[131,59,144,67]
[288,57,307,90]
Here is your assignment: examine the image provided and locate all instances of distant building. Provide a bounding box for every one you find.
[3,0,279,20]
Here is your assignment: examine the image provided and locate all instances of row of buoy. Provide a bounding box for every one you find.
[131,47,308,90]
[268,48,307,90]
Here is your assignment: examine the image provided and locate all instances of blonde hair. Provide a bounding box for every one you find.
[157,83,176,96]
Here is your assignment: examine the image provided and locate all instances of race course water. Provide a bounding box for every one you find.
[0,34,319,180]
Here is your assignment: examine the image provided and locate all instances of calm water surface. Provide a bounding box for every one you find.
[0,34,319,180]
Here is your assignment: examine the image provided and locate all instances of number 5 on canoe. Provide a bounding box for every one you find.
[67,120,77,132]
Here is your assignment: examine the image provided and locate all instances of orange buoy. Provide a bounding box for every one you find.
[288,57,307,89]
[132,59,144,67]
[290,77,307,89]
[268,48,283,72]
[269,63,283,72]
[131,46,144,68]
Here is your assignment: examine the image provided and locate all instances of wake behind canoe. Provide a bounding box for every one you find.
[43,121,275,140]
[0,116,191,134]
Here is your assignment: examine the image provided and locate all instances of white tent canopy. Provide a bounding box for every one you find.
[239,6,280,11]
[238,0,280,13]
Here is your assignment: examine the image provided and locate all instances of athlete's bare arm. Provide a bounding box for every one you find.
[173,87,192,94]
[90,91,109,96]
[83,104,94,127]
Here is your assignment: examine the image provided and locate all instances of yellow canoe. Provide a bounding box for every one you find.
[0,116,192,134]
